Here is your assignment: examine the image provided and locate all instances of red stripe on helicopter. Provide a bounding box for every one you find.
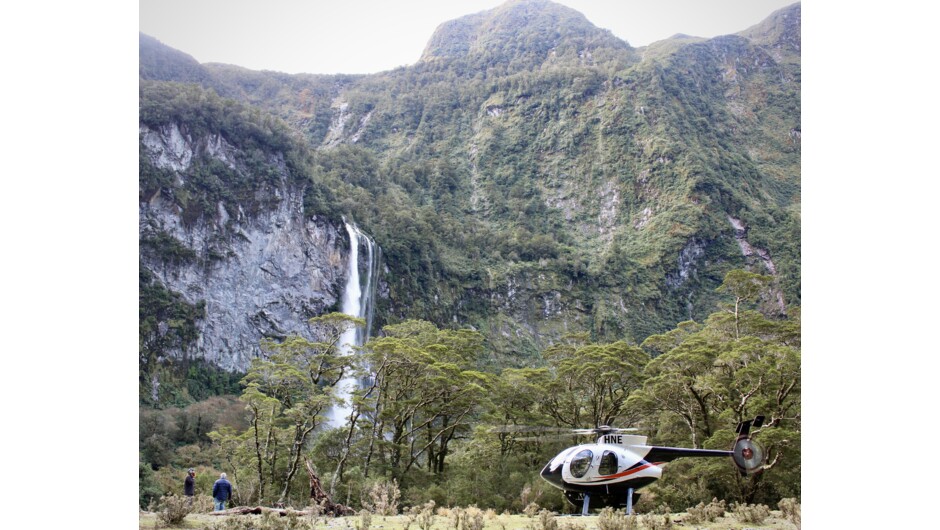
[590,462,665,482]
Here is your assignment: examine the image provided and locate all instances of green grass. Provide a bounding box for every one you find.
[138,510,797,530]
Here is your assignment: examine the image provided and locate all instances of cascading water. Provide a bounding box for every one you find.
[325,221,380,428]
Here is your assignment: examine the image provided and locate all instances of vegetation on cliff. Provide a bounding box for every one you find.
[140,270,799,512]
[139,2,799,371]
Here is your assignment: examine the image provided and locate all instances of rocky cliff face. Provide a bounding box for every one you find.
[138,1,800,382]
[140,123,349,372]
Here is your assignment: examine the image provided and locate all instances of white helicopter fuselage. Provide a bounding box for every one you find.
[542,434,663,492]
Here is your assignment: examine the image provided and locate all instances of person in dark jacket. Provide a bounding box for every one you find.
[212,472,233,511]
[184,468,196,505]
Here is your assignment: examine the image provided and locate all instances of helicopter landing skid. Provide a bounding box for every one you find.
[578,488,635,516]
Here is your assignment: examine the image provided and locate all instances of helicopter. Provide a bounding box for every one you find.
[500,416,766,515]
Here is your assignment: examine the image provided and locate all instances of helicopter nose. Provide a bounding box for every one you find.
[540,462,564,488]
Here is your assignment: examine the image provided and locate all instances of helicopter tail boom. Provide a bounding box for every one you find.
[645,416,766,471]
[644,446,731,463]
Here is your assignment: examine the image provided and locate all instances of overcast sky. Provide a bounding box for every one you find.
[139,0,799,75]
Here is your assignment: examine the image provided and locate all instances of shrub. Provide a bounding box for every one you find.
[638,513,672,530]
[463,506,486,530]
[523,502,541,517]
[363,479,401,516]
[446,506,485,530]
[682,498,725,525]
[597,507,637,530]
[731,502,770,524]
[403,505,420,530]
[191,493,215,513]
[205,517,247,530]
[778,498,801,529]
[449,507,463,529]
[356,510,373,530]
[416,500,437,530]
[156,494,192,526]
[704,498,726,520]
[558,520,587,530]
[682,503,705,525]
[301,503,322,528]
[490,509,508,530]
[278,511,317,530]
[204,511,316,530]
[526,509,558,530]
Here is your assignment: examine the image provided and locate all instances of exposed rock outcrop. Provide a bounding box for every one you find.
[140,123,349,372]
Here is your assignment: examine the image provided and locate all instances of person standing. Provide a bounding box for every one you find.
[184,468,196,505]
[212,472,232,511]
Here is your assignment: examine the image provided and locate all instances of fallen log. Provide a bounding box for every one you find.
[209,459,355,517]
[208,506,306,516]
[208,503,353,517]
[306,457,355,516]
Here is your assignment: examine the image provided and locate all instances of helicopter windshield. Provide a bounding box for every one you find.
[569,449,593,478]
[598,450,618,475]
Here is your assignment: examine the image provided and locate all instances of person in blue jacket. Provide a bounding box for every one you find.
[212,472,233,511]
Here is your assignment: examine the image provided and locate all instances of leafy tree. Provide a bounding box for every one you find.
[630,270,800,506]
[543,341,650,428]
[715,269,775,339]
[139,455,163,509]
[629,334,721,447]
[209,312,362,505]
[360,321,490,481]
[486,367,555,455]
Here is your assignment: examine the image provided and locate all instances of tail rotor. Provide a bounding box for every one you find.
[731,415,766,475]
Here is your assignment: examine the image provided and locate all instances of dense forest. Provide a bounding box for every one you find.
[139,0,800,516]
[140,269,800,512]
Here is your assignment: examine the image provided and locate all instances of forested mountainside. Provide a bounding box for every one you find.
[139,0,800,405]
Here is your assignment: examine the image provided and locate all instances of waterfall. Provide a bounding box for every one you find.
[326,221,380,429]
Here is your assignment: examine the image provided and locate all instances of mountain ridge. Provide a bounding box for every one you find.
[138,0,800,405]
[419,0,636,72]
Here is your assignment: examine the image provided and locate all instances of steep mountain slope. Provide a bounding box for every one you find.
[139,0,800,402]
[420,0,637,72]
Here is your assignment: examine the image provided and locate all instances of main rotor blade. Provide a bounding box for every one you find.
[488,425,575,434]
[514,433,598,442]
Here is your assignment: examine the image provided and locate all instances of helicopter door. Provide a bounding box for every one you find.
[598,450,618,475]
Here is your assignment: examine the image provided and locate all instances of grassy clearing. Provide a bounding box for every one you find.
[138,510,797,530]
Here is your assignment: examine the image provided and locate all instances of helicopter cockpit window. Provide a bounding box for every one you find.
[569,449,593,478]
[598,450,618,475]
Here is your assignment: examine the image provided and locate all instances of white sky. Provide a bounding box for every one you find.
[139,0,799,75]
